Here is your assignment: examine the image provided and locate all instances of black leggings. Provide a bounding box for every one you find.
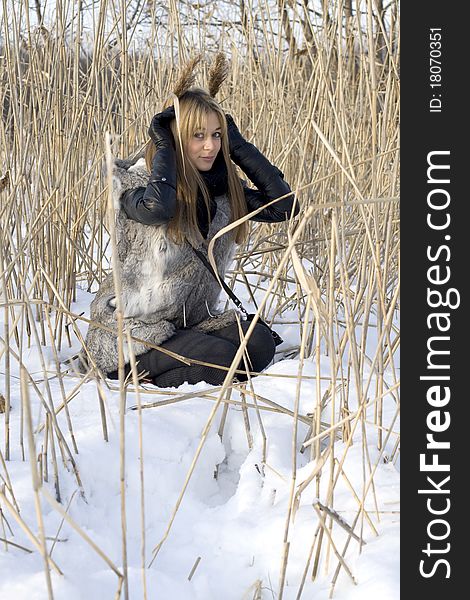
[108,321,276,387]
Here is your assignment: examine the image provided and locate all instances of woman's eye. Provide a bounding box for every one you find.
[194,132,221,139]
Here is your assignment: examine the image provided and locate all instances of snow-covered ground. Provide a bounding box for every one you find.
[0,278,400,599]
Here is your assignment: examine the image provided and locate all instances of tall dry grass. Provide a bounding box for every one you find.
[0,1,399,598]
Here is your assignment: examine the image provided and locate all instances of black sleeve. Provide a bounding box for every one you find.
[231,140,299,222]
[243,185,297,223]
[119,135,177,226]
[119,184,176,226]
[240,168,300,223]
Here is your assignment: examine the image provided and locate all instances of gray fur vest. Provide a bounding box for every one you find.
[83,158,238,375]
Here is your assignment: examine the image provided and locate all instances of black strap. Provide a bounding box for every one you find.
[191,243,284,347]
[190,245,249,317]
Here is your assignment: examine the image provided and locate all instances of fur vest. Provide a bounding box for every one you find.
[83,158,238,375]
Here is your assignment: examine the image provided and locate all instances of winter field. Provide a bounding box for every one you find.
[0,1,400,599]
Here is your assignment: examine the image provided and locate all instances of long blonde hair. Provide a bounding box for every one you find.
[145,88,247,245]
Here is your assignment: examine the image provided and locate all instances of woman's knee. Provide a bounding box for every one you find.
[204,336,238,366]
[244,322,276,372]
[210,320,276,372]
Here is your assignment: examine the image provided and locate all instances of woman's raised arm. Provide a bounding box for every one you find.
[226,114,300,222]
[120,107,177,226]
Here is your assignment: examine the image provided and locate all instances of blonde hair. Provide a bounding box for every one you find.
[145,88,247,245]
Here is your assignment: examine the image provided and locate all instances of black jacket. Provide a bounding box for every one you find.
[120,140,299,234]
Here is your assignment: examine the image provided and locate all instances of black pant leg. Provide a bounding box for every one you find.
[138,328,239,387]
[207,321,276,373]
[108,321,276,388]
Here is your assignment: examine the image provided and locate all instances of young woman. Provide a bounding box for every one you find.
[84,85,298,387]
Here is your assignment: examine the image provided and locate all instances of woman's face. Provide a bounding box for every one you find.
[185,111,222,172]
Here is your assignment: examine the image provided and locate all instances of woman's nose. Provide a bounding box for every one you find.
[203,136,216,150]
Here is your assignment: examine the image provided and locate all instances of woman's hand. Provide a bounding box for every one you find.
[148,106,176,146]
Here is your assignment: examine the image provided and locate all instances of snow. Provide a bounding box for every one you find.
[0,282,400,599]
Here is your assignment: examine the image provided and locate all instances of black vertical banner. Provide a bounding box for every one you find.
[402,3,467,597]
